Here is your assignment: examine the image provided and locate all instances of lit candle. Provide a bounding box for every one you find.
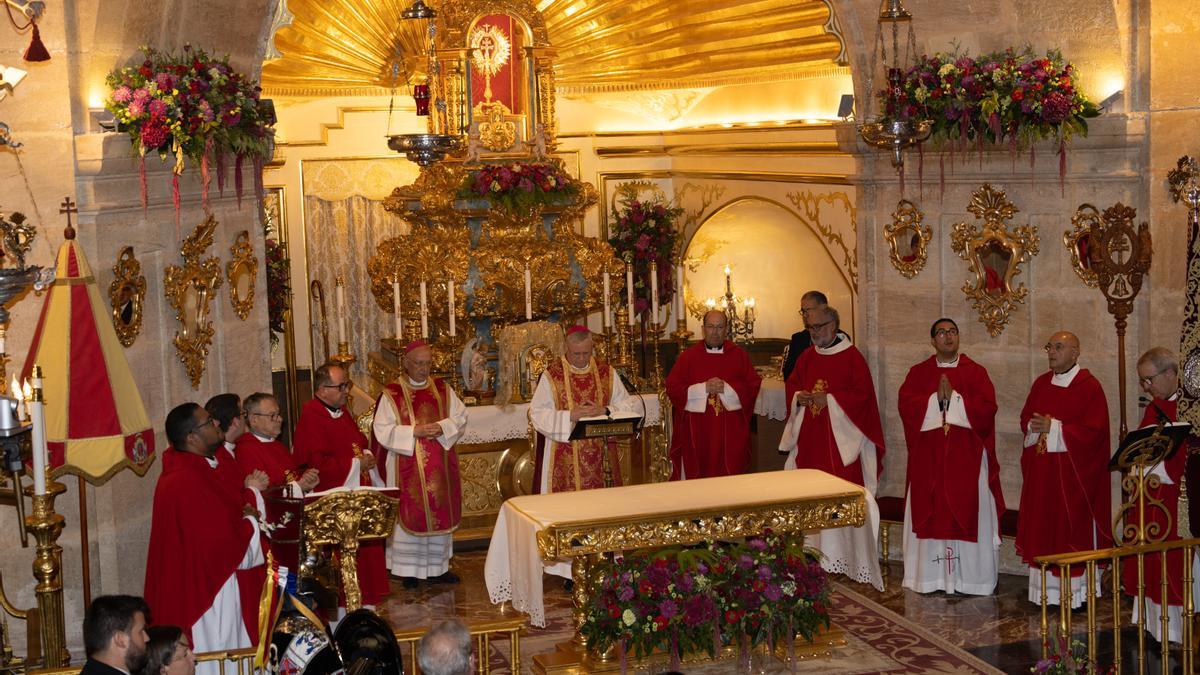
[335,279,347,345]
[705,298,716,309]
[447,278,456,337]
[392,279,403,339]
[419,280,429,338]
[602,272,611,329]
[524,265,533,320]
[650,262,659,326]
[626,262,635,325]
[28,370,45,496]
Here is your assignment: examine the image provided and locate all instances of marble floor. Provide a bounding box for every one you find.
[376,546,1190,674]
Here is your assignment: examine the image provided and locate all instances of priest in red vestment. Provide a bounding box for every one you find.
[235,392,319,497]
[292,362,389,607]
[780,305,884,590]
[530,326,638,494]
[145,403,264,675]
[372,341,469,589]
[1120,347,1198,643]
[897,318,1004,595]
[1016,331,1113,608]
[666,310,761,479]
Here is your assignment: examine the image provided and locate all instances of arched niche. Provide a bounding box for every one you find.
[684,197,855,340]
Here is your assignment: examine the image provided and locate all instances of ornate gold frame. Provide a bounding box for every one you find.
[226,230,258,321]
[1063,204,1100,288]
[165,215,223,388]
[884,199,930,279]
[950,184,1040,337]
[108,246,146,347]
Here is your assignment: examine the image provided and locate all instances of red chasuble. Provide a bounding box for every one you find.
[1015,368,1113,575]
[234,434,301,487]
[784,342,885,486]
[897,355,1004,541]
[292,398,388,606]
[533,359,620,493]
[665,340,762,479]
[371,378,462,534]
[144,448,256,643]
[1120,400,1191,605]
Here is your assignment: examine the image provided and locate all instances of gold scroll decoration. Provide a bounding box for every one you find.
[109,246,146,347]
[226,230,258,321]
[303,489,398,612]
[164,215,223,388]
[1064,204,1100,288]
[950,184,1040,337]
[884,198,931,279]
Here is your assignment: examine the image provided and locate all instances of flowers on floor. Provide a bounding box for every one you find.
[607,195,683,321]
[582,531,830,665]
[459,161,577,212]
[1031,628,1112,674]
[105,45,275,220]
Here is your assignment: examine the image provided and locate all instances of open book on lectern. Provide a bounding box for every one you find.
[568,410,644,441]
[1108,420,1192,471]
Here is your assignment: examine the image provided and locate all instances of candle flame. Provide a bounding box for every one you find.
[723,265,731,275]
[11,376,21,400]
[23,379,32,399]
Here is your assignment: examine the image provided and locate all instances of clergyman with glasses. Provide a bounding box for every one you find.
[897,318,1003,596]
[664,309,762,479]
[1015,331,1112,609]
[292,361,390,608]
[234,392,319,498]
[780,289,849,380]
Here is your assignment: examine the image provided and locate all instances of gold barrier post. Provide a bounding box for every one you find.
[1085,561,1096,666]
[1059,563,1071,639]
[1039,564,1049,661]
[1110,552,1121,675]
[1184,546,1194,674]
[1160,552,1169,673]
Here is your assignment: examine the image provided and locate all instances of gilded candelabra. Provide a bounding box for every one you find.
[26,480,67,668]
[670,317,692,354]
[704,266,756,343]
[609,306,636,386]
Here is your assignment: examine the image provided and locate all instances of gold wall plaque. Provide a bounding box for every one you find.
[1064,204,1100,288]
[108,246,146,347]
[884,199,931,279]
[165,215,223,389]
[950,184,1040,337]
[226,230,258,321]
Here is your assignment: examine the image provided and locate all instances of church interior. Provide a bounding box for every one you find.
[0,0,1198,672]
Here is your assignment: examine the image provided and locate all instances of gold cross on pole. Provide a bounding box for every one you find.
[59,196,77,238]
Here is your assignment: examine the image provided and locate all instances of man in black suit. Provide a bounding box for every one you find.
[81,595,150,675]
[782,290,836,380]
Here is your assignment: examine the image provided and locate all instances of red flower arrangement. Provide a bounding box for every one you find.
[608,197,683,322]
[458,161,577,212]
[105,45,274,223]
[264,238,290,347]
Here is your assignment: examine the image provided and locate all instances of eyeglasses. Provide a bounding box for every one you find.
[189,416,217,435]
[808,320,833,331]
[320,382,351,392]
[1043,343,1072,353]
[702,324,726,330]
[934,328,959,338]
[250,411,283,420]
[1139,369,1171,387]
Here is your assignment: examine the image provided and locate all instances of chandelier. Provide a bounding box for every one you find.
[857,0,931,168]
[387,0,464,166]
[704,265,756,342]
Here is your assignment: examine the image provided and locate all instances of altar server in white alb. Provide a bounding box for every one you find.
[779,306,884,590]
[372,340,469,589]
[897,318,1004,595]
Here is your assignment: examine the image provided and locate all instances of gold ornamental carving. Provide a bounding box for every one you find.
[476,102,517,152]
[226,230,258,321]
[303,490,399,612]
[950,184,1040,337]
[1063,205,1100,288]
[164,215,223,389]
[108,246,146,347]
[786,190,858,290]
[884,199,931,279]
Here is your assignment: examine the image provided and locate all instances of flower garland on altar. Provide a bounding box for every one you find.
[458,161,577,212]
[581,532,830,670]
[264,237,290,348]
[105,45,274,223]
[607,196,683,322]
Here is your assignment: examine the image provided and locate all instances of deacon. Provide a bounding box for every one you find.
[665,310,761,478]
[372,340,469,589]
[145,403,267,672]
[897,318,1003,595]
[530,326,637,493]
[235,392,319,497]
[1016,330,1112,608]
[1120,347,1196,643]
[780,306,884,590]
[293,362,389,607]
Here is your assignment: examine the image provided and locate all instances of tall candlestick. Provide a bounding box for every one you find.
[447,278,456,337]
[392,279,403,339]
[650,262,659,325]
[602,272,611,329]
[626,263,635,325]
[419,280,429,338]
[676,264,685,322]
[29,367,46,496]
[524,265,533,320]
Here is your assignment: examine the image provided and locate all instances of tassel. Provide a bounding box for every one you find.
[172,173,181,234]
[216,151,226,196]
[917,142,924,202]
[23,22,50,62]
[254,156,265,206]
[139,153,148,212]
[235,154,244,208]
[200,139,211,211]
[1058,139,1067,197]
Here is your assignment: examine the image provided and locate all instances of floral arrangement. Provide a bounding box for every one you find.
[458,161,577,212]
[582,532,830,669]
[1031,628,1112,674]
[264,237,290,347]
[105,45,274,221]
[607,196,683,322]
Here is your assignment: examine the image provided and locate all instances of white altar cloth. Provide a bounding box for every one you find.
[753,376,788,421]
[483,469,866,626]
[459,393,662,444]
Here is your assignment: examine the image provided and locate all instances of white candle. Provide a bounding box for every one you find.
[447,278,456,337]
[676,265,685,322]
[29,373,45,496]
[626,263,635,325]
[419,280,429,338]
[602,272,611,329]
[650,262,659,326]
[392,280,403,338]
[335,280,347,344]
[524,265,533,320]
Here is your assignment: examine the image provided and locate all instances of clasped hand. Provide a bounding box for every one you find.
[704,377,726,395]
[794,390,828,408]
[937,374,954,403]
[1029,413,1054,434]
[298,468,320,492]
[414,422,443,439]
[570,401,605,422]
